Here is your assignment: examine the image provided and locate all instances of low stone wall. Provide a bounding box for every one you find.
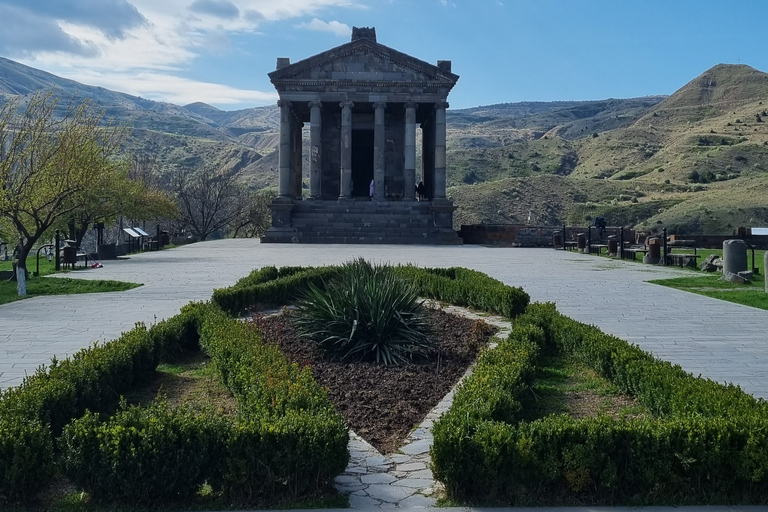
[669,234,768,249]
[459,225,637,247]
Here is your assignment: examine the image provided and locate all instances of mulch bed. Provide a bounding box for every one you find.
[248,307,495,454]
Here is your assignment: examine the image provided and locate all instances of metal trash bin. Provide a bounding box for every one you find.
[644,237,661,264]
[607,235,618,256]
[61,246,77,266]
[576,233,587,252]
[553,232,562,249]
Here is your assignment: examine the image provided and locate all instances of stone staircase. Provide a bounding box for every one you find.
[262,200,462,244]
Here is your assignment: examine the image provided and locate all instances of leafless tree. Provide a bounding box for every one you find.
[231,189,275,238]
[171,165,248,241]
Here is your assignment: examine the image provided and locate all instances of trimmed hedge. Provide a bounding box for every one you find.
[393,266,529,320]
[212,266,341,315]
[0,262,528,505]
[432,302,768,505]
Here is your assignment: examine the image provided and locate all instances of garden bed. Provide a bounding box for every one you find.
[251,307,495,454]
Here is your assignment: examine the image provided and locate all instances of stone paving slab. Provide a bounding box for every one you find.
[2,241,767,397]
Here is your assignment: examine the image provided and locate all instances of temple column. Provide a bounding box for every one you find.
[403,102,417,201]
[373,102,387,200]
[278,99,292,198]
[433,101,448,200]
[339,101,354,198]
[309,101,322,199]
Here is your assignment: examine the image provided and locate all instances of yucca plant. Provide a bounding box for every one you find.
[292,259,434,365]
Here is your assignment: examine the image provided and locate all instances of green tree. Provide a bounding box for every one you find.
[63,154,179,247]
[0,92,125,284]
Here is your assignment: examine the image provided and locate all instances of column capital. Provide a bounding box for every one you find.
[373,102,387,110]
[433,101,449,110]
[404,101,417,110]
[277,99,292,109]
[308,100,323,109]
[340,101,354,110]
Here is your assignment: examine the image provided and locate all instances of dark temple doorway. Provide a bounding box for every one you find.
[351,129,374,197]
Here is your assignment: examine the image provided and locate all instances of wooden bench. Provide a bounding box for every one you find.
[622,246,649,261]
[665,246,699,268]
[589,244,609,255]
[564,241,579,251]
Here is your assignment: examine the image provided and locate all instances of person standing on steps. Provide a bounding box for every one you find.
[416,181,425,201]
[369,178,375,199]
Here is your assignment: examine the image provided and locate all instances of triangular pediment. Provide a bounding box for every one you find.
[269,39,459,86]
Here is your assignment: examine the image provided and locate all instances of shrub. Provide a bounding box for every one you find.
[432,302,768,504]
[292,259,433,365]
[0,417,54,502]
[60,400,228,504]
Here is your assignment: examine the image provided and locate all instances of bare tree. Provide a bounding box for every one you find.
[171,165,248,241]
[231,189,276,238]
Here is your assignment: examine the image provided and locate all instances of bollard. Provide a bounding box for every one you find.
[723,239,748,275]
[764,251,768,293]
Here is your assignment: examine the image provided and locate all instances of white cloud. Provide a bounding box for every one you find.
[59,69,278,106]
[294,18,351,37]
[6,0,364,107]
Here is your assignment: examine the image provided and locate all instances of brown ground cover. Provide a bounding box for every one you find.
[249,307,496,454]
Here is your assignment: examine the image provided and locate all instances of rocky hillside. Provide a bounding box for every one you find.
[1,57,766,234]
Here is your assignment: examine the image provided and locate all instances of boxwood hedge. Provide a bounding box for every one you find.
[432,302,768,505]
[0,263,528,505]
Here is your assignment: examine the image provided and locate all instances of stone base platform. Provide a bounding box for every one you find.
[261,199,461,245]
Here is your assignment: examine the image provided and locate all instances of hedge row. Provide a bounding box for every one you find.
[61,303,348,504]
[211,266,341,315]
[0,299,346,504]
[431,302,768,504]
[0,307,201,501]
[392,266,530,319]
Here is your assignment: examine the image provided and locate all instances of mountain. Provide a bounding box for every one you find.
[1,57,766,234]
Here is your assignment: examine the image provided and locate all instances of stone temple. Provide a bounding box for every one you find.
[262,27,461,244]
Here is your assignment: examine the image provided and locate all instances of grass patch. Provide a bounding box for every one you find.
[0,277,141,305]
[522,354,648,422]
[649,273,768,310]
[124,351,237,416]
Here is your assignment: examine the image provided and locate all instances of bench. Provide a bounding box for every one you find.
[564,241,579,251]
[589,244,609,255]
[622,246,649,261]
[665,246,699,268]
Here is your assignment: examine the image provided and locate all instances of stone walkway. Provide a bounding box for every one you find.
[335,305,512,509]
[3,241,766,397]
[2,240,768,511]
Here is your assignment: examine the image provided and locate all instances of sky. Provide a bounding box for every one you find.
[2,0,768,111]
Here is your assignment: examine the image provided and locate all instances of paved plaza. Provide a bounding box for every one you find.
[2,239,767,396]
[3,240,768,511]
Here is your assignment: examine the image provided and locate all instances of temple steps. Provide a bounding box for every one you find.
[261,200,462,245]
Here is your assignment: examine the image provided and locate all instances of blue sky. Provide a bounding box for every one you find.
[3,0,768,110]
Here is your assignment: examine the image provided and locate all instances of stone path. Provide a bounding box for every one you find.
[335,305,512,508]
[3,240,767,394]
[2,240,768,510]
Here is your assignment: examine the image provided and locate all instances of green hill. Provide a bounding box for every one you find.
[1,57,766,235]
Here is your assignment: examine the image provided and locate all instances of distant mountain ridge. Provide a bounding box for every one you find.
[1,56,766,234]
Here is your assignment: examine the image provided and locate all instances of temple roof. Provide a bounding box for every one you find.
[269,33,459,90]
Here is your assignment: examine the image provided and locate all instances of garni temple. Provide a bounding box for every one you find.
[261,27,461,244]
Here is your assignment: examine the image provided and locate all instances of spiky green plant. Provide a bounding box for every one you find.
[292,259,434,365]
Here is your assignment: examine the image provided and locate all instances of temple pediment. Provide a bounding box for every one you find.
[269,38,459,87]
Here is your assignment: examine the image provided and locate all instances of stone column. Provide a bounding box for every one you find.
[278,99,292,198]
[309,101,322,200]
[433,101,448,200]
[339,101,354,199]
[403,102,417,201]
[373,102,387,200]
